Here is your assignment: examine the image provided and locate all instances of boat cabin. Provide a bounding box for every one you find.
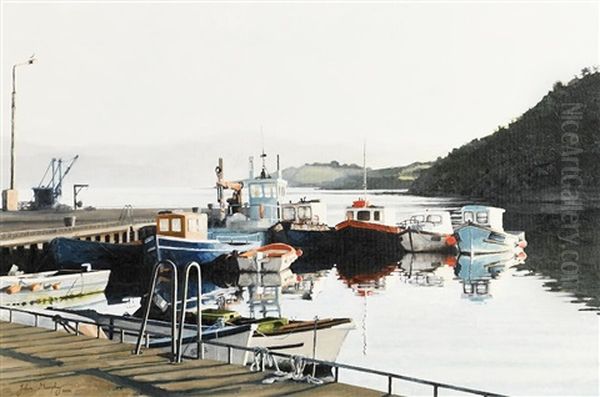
[460,205,505,231]
[401,211,453,234]
[246,177,287,224]
[281,199,327,225]
[344,199,391,225]
[156,211,208,240]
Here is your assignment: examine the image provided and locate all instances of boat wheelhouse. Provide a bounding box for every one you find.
[206,154,288,245]
[454,205,526,255]
[398,210,457,253]
[269,199,337,260]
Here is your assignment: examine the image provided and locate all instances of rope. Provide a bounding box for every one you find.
[261,354,324,385]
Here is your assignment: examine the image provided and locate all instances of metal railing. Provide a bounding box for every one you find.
[0,219,154,242]
[0,304,506,397]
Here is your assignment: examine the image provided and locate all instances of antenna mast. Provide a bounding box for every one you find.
[362,141,367,196]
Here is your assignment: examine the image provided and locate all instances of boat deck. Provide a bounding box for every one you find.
[0,321,391,396]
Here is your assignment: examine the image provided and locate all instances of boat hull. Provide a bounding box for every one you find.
[0,270,110,305]
[247,319,354,365]
[269,222,339,260]
[144,235,260,266]
[399,230,455,253]
[335,221,403,257]
[455,224,522,254]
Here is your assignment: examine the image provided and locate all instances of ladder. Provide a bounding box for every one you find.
[133,260,203,363]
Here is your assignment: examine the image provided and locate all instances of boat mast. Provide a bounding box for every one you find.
[362,141,367,196]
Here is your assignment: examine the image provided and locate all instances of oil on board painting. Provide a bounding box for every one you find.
[0,1,598,396]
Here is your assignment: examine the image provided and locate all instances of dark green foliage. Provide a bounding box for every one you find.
[410,71,600,205]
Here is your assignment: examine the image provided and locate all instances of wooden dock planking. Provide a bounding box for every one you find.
[0,321,391,396]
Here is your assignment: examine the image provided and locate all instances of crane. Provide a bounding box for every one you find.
[32,155,79,209]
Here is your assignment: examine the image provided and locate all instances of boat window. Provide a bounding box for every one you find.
[464,211,474,223]
[250,184,262,198]
[476,211,489,224]
[374,211,381,221]
[298,206,312,220]
[346,211,354,220]
[411,215,425,223]
[283,207,296,221]
[159,218,170,232]
[427,215,442,224]
[171,218,182,232]
[357,211,371,221]
[263,184,274,198]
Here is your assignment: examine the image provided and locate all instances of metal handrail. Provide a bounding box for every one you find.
[0,219,154,241]
[196,340,506,397]
[0,304,505,397]
[176,261,202,363]
[134,260,179,360]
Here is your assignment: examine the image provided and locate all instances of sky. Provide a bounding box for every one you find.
[1,0,599,192]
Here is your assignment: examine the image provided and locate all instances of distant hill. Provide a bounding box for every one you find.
[410,69,600,206]
[282,161,432,189]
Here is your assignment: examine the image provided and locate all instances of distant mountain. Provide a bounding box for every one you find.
[410,69,600,206]
[282,161,432,189]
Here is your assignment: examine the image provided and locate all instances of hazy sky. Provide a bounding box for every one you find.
[1,1,599,191]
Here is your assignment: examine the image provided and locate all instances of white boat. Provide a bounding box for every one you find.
[248,318,354,364]
[0,267,110,306]
[399,210,457,252]
[454,206,527,254]
[237,243,302,272]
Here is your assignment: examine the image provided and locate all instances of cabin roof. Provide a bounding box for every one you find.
[460,205,505,213]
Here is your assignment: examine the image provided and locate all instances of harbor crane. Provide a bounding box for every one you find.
[32,155,79,209]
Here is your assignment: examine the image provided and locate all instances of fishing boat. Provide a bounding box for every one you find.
[398,210,457,253]
[335,145,403,256]
[204,153,288,246]
[335,198,402,257]
[143,210,260,268]
[269,199,339,260]
[237,243,302,272]
[454,205,527,255]
[201,309,354,365]
[0,266,110,305]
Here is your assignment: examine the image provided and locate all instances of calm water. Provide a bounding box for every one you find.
[19,188,600,396]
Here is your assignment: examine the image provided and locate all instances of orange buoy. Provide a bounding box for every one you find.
[51,283,61,290]
[28,283,42,292]
[5,284,21,294]
[445,235,458,246]
[518,240,528,248]
[444,256,458,267]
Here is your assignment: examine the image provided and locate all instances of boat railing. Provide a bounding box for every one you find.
[0,304,505,397]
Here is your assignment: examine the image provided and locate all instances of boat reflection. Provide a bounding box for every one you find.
[455,251,526,301]
[399,253,457,287]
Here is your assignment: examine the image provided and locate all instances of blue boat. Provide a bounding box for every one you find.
[204,154,287,245]
[454,205,527,255]
[143,211,259,267]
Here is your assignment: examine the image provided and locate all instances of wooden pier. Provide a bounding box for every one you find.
[0,321,389,396]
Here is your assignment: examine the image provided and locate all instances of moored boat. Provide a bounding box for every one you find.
[335,199,402,257]
[201,309,354,365]
[398,210,457,253]
[143,210,260,269]
[269,199,338,260]
[237,243,302,272]
[0,266,110,305]
[454,206,527,255]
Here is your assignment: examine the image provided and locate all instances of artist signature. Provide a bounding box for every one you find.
[17,382,72,396]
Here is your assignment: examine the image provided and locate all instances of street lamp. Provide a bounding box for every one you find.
[9,54,36,190]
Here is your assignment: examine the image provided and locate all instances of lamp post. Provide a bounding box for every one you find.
[9,55,36,190]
